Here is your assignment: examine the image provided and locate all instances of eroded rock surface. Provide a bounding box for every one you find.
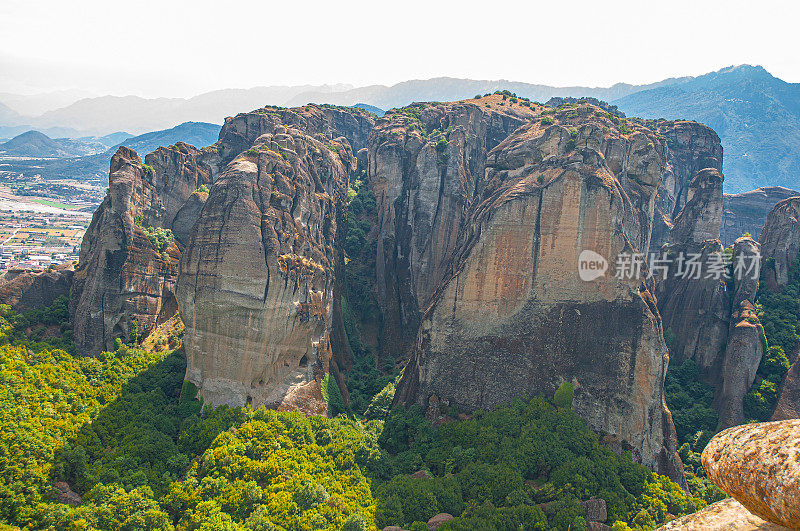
[393,103,685,482]
[0,262,74,311]
[702,420,800,529]
[656,497,791,530]
[177,123,354,413]
[759,196,800,421]
[759,197,800,288]
[369,95,538,357]
[656,168,764,428]
[70,144,213,355]
[651,120,723,253]
[722,187,800,246]
[219,104,374,165]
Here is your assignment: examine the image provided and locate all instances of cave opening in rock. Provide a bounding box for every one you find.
[299,355,308,368]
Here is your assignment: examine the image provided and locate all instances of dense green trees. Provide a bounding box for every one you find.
[372,398,704,530]
[1,296,706,531]
[745,255,800,420]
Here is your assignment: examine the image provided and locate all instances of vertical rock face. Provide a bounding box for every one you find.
[650,121,723,253]
[656,169,731,372]
[721,186,800,246]
[144,141,217,230]
[759,197,800,288]
[369,96,538,357]
[716,237,764,427]
[394,106,685,482]
[0,263,74,311]
[70,144,214,355]
[759,197,800,421]
[218,104,375,166]
[655,168,764,428]
[176,124,354,413]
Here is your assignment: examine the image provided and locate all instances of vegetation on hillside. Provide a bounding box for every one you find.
[341,173,399,416]
[746,253,799,420]
[0,294,709,530]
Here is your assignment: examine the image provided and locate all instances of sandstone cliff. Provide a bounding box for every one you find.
[759,197,800,288]
[176,122,355,413]
[721,186,800,246]
[759,197,800,421]
[369,95,538,358]
[0,262,74,311]
[650,120,723,253]
[70,144,214,355]
[393,102,685,482]
[655,168,764,428]
[218,104,374,166]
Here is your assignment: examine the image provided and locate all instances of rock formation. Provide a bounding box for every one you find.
[655,168,764,428]
[656,497,791,530]
[176,120,356,413]
[70,144,214,355]
[721,186,800,246]
[218,104,374,166]
[702,420,800,529]
[392,102,685,482]
[650,120,723,253]
[759,197,800,288]
[0,262,74,311]
[369,95,538,357]
[759,197,800,421]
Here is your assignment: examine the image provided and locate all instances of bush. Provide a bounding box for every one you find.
[553,382,575,408]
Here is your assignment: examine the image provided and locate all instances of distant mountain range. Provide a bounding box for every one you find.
[0,66,797,191]
[613,65,800,192]
[0,130,119,158]
[1,122,220,183]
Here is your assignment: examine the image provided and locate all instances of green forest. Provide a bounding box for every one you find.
[3,191,795,531]
[0,293,707,531]
[661,250,800,507]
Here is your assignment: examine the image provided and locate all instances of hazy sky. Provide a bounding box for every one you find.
[1,0,798,97]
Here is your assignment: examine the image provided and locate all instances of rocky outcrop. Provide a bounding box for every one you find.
[655,169,730,374]
[0,262,74,311]
[369,95,538,357]
[721,187,800,246]
[716,238,765,427]
[759,197,800,421]
[656,168,764,428]
[759,197,800,288]
[773,357,800,421]
[426,513,454,530]
[702,420,800,529]
[176,123,354,413]
[171,190,208,246]
[656,497,791,530]
[70,144,214,355]
[218,104,374,166]
[650,121,723,253]
[394,103,685,482]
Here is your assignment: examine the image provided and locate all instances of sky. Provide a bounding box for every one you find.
[1,0,798,98]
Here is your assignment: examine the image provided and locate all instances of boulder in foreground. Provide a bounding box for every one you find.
[702,420,800,529]
[656,497,791,530]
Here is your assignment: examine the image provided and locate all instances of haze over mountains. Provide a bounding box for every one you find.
[615,65,800,192]
[1,65,798,192]
[0,122,220,183]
